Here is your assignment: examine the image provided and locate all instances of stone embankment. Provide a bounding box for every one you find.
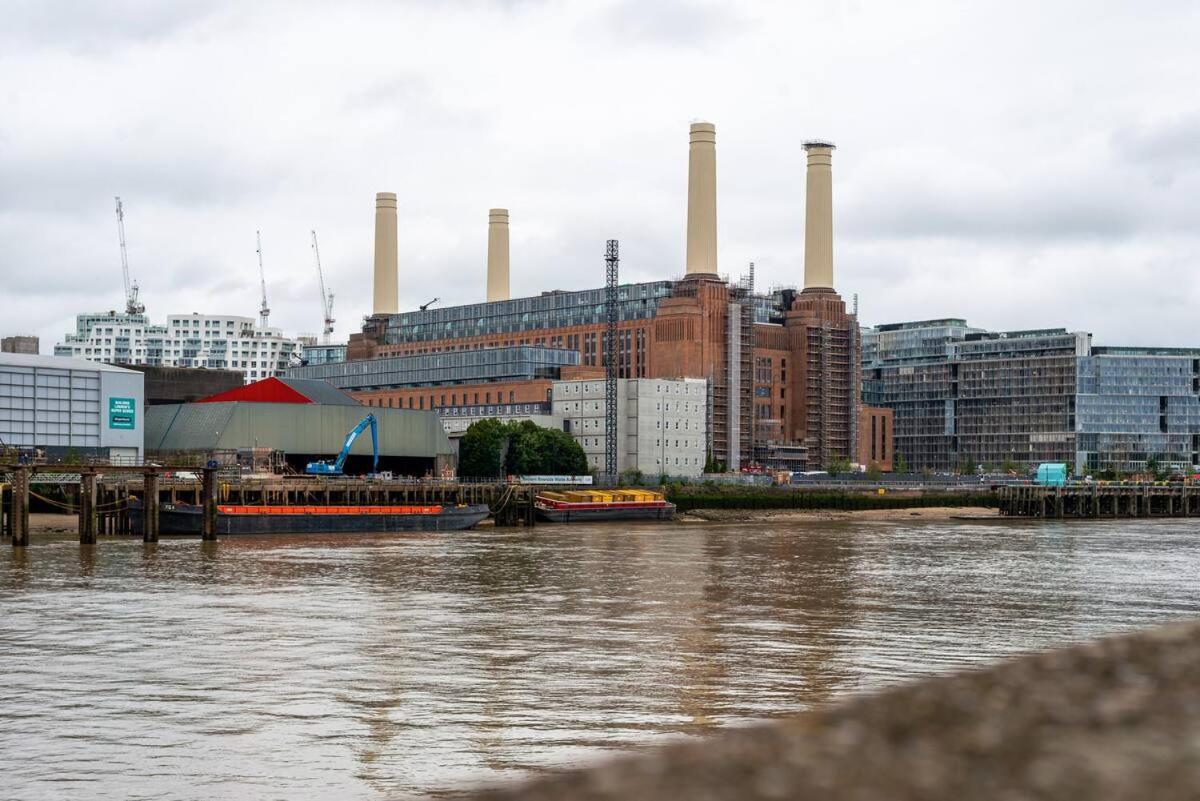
[466,619,1200,801]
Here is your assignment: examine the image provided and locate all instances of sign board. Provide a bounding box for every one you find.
[108,397,136,430]
[515,475,594,485]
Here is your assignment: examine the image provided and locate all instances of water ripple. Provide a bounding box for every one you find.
[3,518,1200,799]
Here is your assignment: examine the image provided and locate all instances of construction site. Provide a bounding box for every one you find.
[291,126,878,474]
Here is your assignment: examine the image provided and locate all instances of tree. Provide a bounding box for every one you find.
[865,462,883,481]
[893,453,908,474]
[825,456,852,476]
[458,418,508,478]
[958,458,978,476]
[1001,458,1020,475]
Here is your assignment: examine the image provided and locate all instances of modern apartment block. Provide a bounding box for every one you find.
[863,321,1200,475]
[551,378,708,476]
[54,312,301,382]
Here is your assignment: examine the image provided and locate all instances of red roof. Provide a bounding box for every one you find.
[197,376,320,404]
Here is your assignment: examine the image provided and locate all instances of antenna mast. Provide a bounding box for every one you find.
[311,230,335,344]
[114,197,144,315]
[256,230,270,328]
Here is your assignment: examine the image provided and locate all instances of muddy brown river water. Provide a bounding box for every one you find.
[3,517,1199,800]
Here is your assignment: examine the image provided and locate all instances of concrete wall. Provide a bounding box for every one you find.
[552,378,707,476]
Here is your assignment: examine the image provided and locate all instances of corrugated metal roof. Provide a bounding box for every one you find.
[146,402,451,457]
[276,377,361,406]
[0,353,140,374]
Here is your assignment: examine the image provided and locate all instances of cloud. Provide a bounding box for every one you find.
[1,0,1199,356]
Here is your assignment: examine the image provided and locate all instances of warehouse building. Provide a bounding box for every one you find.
[0,353,144,463]
[145,376,455,476]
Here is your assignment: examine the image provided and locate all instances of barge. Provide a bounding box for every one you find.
[129,498,491,536]
[534,489,676,523]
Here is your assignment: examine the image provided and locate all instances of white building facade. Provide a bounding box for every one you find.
[54,312,300,382]
[0,353,145,463]
[552,378,707,477]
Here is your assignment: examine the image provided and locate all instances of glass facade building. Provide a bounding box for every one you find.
[863,321,1200,474]
[286,346,581,391]
[379,283,676,346]
[1076,348,1200,474]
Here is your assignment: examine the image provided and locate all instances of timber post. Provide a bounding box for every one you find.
[143,468,160,543]
[201,467,218,541]
[79,469,98,545]
[11,466,30,547]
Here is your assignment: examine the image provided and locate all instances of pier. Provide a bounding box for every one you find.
[1,465,536,545]
[998,484,1200,518]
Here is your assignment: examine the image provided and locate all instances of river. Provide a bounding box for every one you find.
[2,517,1199,800]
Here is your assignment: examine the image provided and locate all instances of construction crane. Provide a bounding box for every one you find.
[419,297,439,311]
[255,230,270,328]
[311,230,335,344]
[305,414,379,476]
[114,197,144,315]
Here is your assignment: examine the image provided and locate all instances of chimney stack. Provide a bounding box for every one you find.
[802,141,836,292]
[372,192,398,315]
[486,208,510,302]
[685,122,718,276]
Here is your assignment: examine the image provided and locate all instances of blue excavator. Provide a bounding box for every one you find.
[305,414,379,476]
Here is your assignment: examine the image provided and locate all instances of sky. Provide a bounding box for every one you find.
[2,0,1198,351]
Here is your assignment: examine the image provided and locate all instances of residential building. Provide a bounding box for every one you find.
[863,321,1200,475]
[54,311,301,382]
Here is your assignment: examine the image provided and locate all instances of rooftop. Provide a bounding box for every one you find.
[0,352,140,374]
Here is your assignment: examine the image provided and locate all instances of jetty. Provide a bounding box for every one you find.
[998,483,1200,518]
[0,465,536,545]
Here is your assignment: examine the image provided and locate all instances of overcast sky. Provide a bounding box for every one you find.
[2,0,1198,351]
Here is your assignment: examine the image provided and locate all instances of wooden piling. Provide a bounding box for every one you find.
[143,468,160,543]
[201,467,218,541]
[11,467,30,546]
[78,470,98,544]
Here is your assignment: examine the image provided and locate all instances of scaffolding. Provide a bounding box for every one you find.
[604,240,619,481]
[725,266,756,470]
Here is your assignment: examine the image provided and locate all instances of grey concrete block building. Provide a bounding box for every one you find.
[0,353,145,463]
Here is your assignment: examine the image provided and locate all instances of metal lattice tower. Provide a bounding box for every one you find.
[604,239,619,481]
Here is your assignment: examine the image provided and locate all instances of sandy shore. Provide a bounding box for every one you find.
[677,506,999,523]
[26,513,79,534]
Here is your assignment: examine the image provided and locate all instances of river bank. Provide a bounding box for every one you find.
[678,506,999,523]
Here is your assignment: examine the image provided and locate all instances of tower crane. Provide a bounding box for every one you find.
[311,230,335,344]
[114,197,144,315]
[256,230,270,328]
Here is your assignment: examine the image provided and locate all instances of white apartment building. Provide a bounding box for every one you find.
[54,312,300,383]
[552,377,707,477]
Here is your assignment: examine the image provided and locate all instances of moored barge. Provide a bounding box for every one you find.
[129,499,491,535]
[534,489,676,523]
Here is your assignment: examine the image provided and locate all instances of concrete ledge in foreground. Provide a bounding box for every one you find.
[465,619,1200,800]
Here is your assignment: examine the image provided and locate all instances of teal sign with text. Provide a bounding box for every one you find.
[108,397,136,430]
